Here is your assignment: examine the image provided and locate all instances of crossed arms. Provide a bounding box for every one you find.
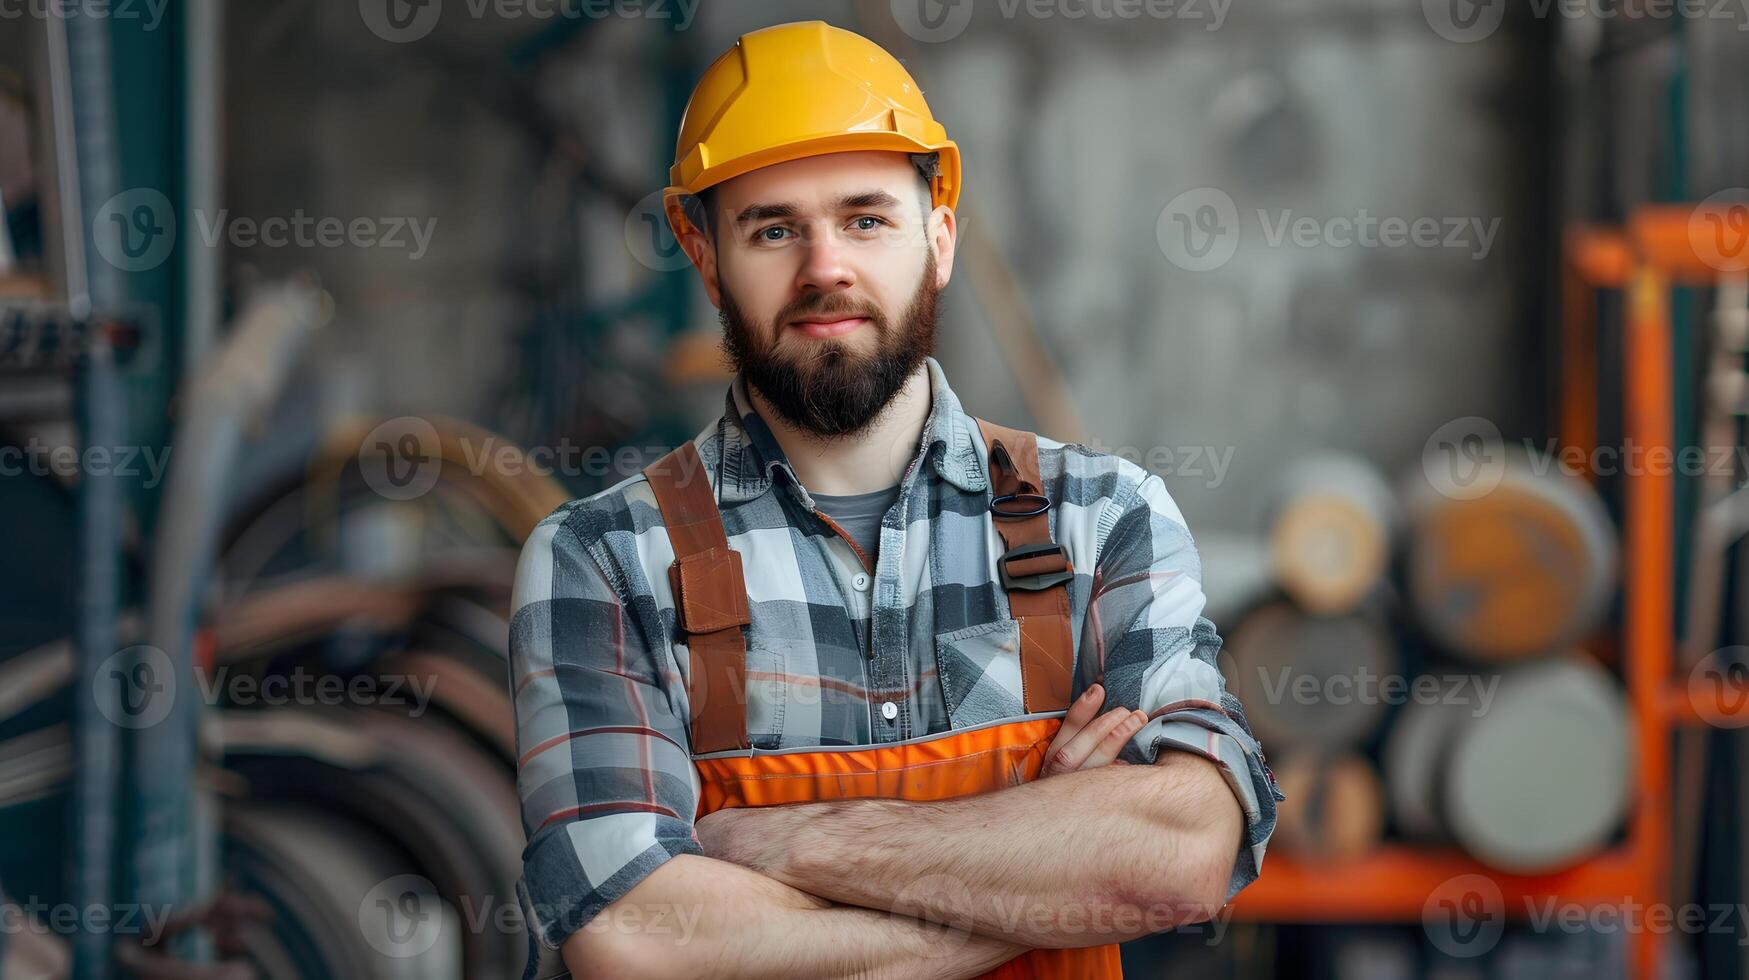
[561,687,1244,980]
[511,472,1274,980]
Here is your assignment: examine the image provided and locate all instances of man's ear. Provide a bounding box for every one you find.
[677,222,723,308]
[928,205,957,289]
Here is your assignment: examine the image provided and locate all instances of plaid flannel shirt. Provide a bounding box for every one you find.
[508,355,1282,952]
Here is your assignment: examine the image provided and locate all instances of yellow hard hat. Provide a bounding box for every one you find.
[663,20,961,241]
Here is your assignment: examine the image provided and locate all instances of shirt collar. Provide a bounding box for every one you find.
[711,355,989,506]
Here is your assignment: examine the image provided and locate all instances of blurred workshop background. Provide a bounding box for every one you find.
[2,0,1748,978]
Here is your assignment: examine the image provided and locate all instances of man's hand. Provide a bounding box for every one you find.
[1039,683,1148,776]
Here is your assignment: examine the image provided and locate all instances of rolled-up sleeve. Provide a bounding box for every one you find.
[508,506,703,951]
[1081,469,1283,902]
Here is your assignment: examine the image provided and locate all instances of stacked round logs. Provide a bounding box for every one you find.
[1234,447,1625,872]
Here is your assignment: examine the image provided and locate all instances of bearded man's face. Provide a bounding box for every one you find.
[694,150,951,439]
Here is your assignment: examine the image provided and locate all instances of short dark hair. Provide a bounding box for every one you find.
[681,151,941,242]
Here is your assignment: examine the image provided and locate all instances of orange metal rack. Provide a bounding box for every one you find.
[1225,204,1749,980]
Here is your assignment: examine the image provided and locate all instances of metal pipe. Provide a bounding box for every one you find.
[71,337,123,980]
[58,4,126,976]
[183,0,223,376]
[131,280,325,958]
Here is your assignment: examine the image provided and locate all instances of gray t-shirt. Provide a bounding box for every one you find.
[810,484,901,563]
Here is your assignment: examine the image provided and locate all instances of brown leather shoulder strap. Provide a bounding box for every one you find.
[643,440,751,754]
[972,418,1076,713]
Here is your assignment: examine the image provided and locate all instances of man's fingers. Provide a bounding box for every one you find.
[1044,708,1143,775]
[1080,710,1150,769]
[1043,685,1105,765]
[1059,683,1105,734]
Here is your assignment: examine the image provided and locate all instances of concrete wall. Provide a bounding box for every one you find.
[223,0,1547,533]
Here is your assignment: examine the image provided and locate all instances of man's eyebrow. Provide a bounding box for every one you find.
[834,190,904,211]
[732,190,906,226]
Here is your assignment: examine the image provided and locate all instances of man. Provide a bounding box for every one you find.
[509,20,1279,980]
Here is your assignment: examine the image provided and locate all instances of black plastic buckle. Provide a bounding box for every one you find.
[998,541,1074,592]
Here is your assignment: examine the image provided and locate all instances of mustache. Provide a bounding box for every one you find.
[780,296,882,323]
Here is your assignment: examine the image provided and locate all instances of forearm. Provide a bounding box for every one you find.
[563,854,1026,980]
[722,755,1238,948]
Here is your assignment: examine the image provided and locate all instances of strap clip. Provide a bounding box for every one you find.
[998,541,1074,592]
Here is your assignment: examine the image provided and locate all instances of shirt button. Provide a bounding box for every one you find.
[852,572,871,592]
[880,701,898,721]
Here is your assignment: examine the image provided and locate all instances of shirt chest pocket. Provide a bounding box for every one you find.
[934,619,1027,729]
[740,638,786,750]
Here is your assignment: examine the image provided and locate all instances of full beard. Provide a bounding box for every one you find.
[719,250,939,440]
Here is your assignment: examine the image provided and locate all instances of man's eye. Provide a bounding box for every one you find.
[757,226,789,242]
[851,216,884,231]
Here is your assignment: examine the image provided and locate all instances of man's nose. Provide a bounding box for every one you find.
[795,227,856,293]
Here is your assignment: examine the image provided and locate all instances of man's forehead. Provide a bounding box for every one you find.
[714,151,924,214]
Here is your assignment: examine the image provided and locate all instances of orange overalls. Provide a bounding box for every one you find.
[642,419,1125,980]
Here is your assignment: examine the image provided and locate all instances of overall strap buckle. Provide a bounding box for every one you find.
[998,541,1074,592]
